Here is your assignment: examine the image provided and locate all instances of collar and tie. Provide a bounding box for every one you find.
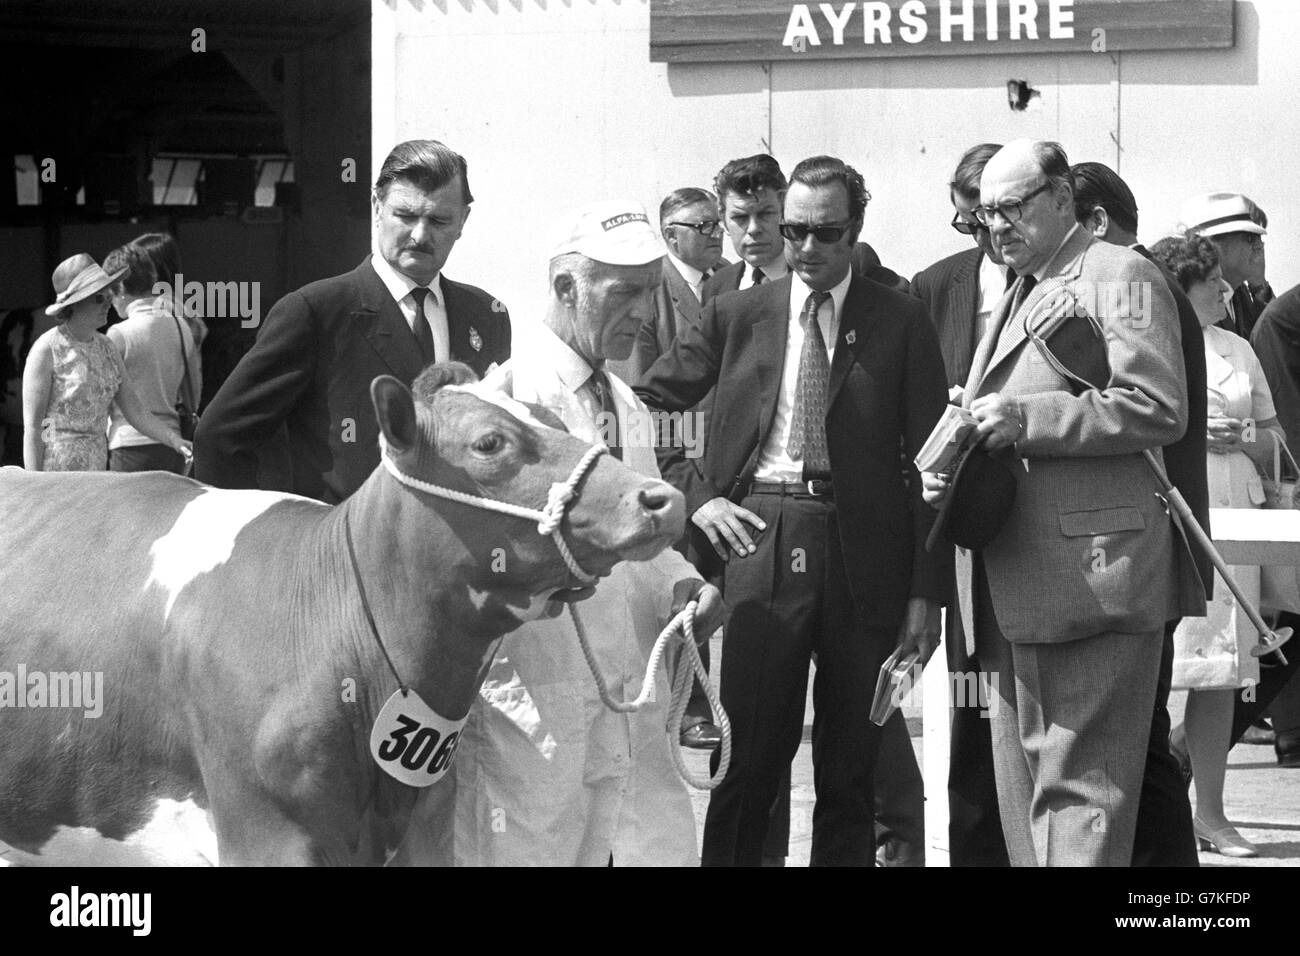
[587,368,622,460]
[751,266,766,286]
[409,286,436,364]
[788,290,833,479]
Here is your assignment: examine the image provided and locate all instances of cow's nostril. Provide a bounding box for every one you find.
[639,486,671,513]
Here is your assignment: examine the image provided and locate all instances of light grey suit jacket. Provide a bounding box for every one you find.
[956,227,1205,647]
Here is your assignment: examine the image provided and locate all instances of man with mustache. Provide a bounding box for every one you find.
[195,139,511,502]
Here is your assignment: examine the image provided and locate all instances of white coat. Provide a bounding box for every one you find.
[394,324,702,866]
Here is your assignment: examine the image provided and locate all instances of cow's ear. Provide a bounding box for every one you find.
[371,375,418,453]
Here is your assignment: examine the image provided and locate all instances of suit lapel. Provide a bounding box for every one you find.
[752,281,790,443]
[664,263,701,329]
[973,228,1093,395]
[442,276,471,362]
[358,256,423,383]
[828,275,878,405]
[944,250,981,384]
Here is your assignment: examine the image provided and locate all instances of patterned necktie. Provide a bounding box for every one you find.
[409,287,435,363]
[787,290,833,477]
[752,267,766,286]
[589,368,622,460]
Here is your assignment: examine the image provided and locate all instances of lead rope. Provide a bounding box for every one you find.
[568,599,731,789]
[379,437,731,789]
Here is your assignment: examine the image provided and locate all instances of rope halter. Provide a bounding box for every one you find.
[378,436,607,587]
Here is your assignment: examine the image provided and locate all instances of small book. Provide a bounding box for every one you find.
[914,404,978,474]
[869,645,922,727]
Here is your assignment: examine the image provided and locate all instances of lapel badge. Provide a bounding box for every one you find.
[845,329,857,345]
[469,326,483,352]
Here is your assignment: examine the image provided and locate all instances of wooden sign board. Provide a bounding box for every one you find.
[650,0,1235,63]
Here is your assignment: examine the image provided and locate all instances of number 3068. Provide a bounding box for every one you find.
[378,715,460,774]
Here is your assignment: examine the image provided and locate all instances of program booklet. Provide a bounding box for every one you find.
[914,404,978,474]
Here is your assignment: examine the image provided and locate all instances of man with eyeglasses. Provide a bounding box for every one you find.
[907,142,1011,868]
[616,188,724,384]
[922,139,1202,866]
[1180,192,1274,340]
[638,155,949,866]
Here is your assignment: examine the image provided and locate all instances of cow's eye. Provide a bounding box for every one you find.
[471,432,505,455]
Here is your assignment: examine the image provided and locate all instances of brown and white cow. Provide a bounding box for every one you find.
[0,366,684,865]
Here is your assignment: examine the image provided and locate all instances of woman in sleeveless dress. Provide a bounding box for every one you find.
[22,254,192,472]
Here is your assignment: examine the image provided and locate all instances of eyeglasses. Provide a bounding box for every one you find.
[974,182,1053,226]
[950,213,988,236]
[667,219,722,236]
[779,221,852,243]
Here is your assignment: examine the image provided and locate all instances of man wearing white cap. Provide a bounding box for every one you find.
[1181,192,1273,338]
[393,201,725,866]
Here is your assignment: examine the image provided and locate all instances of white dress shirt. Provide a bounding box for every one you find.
[753,268,853,481]
[738,256,790,291]
[370,254,450,363]
[977,253,1009,340]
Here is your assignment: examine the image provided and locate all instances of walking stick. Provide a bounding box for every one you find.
[1024,304,1291,666]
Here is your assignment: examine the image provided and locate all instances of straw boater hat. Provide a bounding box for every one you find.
[45,253,126,317]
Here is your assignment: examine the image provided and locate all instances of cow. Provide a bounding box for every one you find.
[0,364,685,865]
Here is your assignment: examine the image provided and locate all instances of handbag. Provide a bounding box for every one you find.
[1259,437,1300,613]
[171,314,200,442]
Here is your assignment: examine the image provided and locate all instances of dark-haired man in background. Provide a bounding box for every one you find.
[195,139,510,502]
[909,142,1009,867]
[639,155,948,866]
[1070,160,1206,867]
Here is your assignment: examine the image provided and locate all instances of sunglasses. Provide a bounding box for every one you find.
[779,221,852,243]
[667,219,722,236]
[950,213,988,236]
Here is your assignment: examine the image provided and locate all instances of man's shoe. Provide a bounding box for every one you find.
[1241,718,1276,746]
[680,722,722,750]
[1277,729,1300,767]
[875,837,924,868]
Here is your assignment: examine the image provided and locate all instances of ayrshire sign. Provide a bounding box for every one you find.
[649,0,1235,63]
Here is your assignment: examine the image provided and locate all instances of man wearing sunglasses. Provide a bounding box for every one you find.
[638,155,949,866]
[908,142,1011,868]
[922,139,1201,866]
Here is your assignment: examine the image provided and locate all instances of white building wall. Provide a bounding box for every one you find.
[374,0,1300,318]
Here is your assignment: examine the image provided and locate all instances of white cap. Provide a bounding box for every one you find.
[549,200,666,265]
[1180,193,1266,238]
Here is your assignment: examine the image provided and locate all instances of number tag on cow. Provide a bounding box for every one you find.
[369,689,466,788]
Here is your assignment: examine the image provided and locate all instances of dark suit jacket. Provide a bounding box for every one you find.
[1251,281,1300,448]
[701,242,909,303]
[910,247,986,390]
[620,259,705,384]
[635,273,951,625]
[194,256,510,503]
[1135,243,1213,596]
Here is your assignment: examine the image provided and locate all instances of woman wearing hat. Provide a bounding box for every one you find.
[21,253,192,472]
[1152,234,1284,858]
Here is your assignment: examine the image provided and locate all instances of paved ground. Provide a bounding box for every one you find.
[682,637,1300,866]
